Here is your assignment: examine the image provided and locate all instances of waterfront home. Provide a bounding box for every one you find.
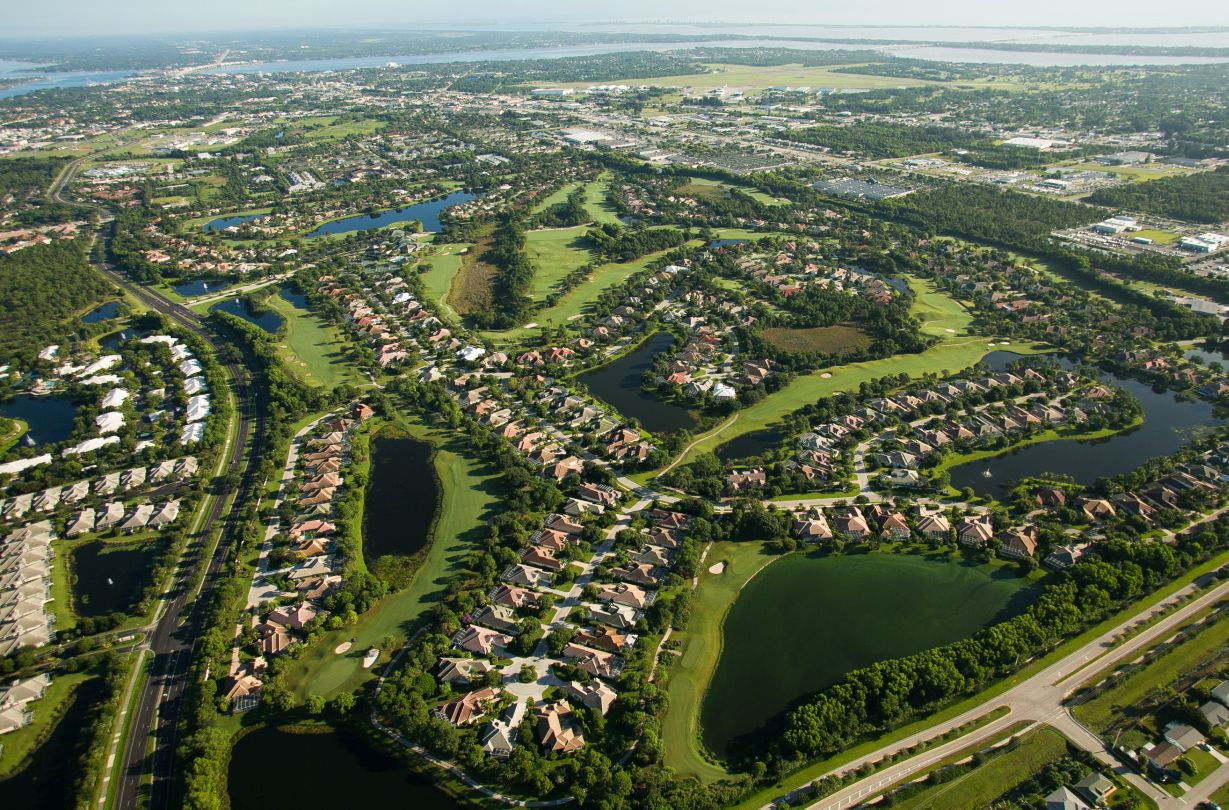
[958,514,995,548]
[830,507,869,539]
[480,701,526,759]
[915,512,951,540]
[998,526,1040,560]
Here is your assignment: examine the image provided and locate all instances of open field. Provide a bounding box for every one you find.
[285,421,500,701]
[890,727,1068,810]
[544,63,933,92]
[447,237,498,316]
[761,323,874,354]
[1073,607,1229,732]
[262,293,364,390]
[1132,228,1181,245]
[677,176,786,206]
[0,671,92,778]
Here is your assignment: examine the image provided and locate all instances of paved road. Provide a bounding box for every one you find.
[787,572,1229,810]
[52,155,268,810]
[101,256,266,810]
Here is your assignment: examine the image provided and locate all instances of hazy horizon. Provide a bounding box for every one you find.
[6,1,1229,39]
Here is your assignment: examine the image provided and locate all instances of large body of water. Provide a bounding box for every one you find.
[363,436,439,565]
[7,29,1226,101]
[71,542,159,617]
[579,332,699,434]
[203,213,266,232]
[702,553,1038,757]
[304,192,476,237]
[949,352,1219,498]
[0,678,105,808]
[0,394,78,448]
[228,726,462,810]
[210,297,284,334]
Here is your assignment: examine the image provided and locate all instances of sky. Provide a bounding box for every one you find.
[6,0,1229,38]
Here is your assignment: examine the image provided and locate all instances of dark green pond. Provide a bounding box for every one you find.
[72,542,159,617]
[579,331,699,434]
[228,726,462,809]
[0,678,105,809]
[363,436,439,565]
[701,553,1039,756]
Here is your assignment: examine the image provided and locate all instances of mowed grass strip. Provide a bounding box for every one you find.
[661,540,780,781]
[761,324,874,354]
[417,243,470,322]
[890,727,1068,810]
[1073,610,1229,733]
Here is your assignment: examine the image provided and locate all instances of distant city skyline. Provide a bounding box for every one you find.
[6,1,1229,38]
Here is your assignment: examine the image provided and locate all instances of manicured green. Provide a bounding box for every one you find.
[417,242,469,322]
[262,293,364,390]
[524,225,593,302]
[284,421,500,700]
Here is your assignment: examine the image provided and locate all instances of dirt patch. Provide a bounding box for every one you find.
[762,323,874,355]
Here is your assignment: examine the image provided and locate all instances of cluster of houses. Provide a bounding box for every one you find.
[134,335,214,446]
[432,504,687,758]
[0,521,54,655]
[767,364,1084,492]
[728,241,900,305]
[65,497,181,537]
[0,672,51,735]
[224,404,373,710]
[1137,679,1229,783]
[320,268,658,470]
[0,457,196,529]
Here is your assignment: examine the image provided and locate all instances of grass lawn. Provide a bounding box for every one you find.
[1178,746,1220,786]
[524,226,594,302]
[0,416,27,454]
[0,671,92,779]
[1132,229,1181,245]
[1073,609,1229,732]
[661,540,781,781]
[761,324,874,354]
[284,420,501,701]
[889,727,1068,810]
[544,63,932,92]
[261,293,364,390]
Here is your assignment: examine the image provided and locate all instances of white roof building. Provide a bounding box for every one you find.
[96,411,126,434]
